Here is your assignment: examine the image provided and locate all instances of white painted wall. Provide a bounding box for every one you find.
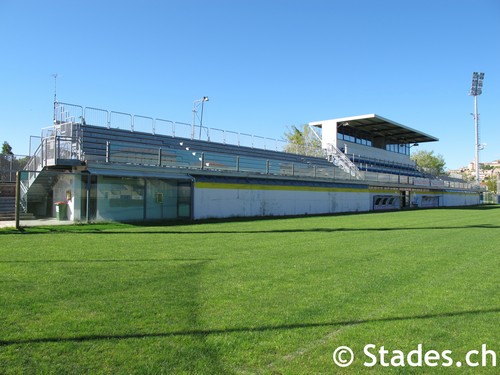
[441,192,480,207]
[309,120,338,149]
[52,174,80,220]
[194,184,480,219]
[194,185,371,219]
[411,191,480,208]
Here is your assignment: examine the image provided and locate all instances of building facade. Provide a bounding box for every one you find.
[15,103,481,226]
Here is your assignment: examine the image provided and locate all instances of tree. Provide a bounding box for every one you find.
[483,176,497,194]
[283,124,323,157]
[1,141,13,156]
[410,150,446,176]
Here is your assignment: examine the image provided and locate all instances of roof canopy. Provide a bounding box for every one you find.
[311,114,438,144]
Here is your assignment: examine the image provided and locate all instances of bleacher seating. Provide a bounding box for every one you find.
[80,124,334,168]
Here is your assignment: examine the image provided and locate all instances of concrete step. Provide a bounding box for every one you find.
[0,212,14,221]
[0,212,36,221]
[20,212,36,220]
[0,197,15,213]
[0,183,16,197]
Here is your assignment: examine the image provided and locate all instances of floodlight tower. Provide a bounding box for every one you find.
[469,72,485,184]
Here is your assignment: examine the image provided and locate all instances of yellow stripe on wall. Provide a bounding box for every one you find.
[195,181,365,193]
[196,182,478,196]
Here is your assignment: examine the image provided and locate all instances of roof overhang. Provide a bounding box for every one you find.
[86,164,194,180]
[310,114,438,144]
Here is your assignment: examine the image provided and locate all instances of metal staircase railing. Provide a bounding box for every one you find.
[20,142,45,214]
[307,124,362,179]
[325,143,362,179]
[20,122,82,213]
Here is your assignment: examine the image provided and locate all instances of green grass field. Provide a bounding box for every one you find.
[0,207,499,374]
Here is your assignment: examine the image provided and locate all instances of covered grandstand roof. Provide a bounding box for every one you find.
[310,114,438,144]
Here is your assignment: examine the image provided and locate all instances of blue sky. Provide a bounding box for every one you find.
[1,0,498,169]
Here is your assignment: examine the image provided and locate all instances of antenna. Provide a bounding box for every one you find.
[51,73,58,124]
[51,73,58,102]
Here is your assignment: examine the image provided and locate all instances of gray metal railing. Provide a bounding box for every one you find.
[103,140,479,190]
[55,102,290,153]
[50,102,479,190]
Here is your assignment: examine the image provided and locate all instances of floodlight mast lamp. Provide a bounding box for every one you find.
[191,96,209,139]
[469,72,485,184]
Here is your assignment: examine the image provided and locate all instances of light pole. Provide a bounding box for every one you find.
[191,96,209,139]
[469,72,485,184]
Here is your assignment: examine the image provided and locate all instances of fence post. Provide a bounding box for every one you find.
[9,155,13,182]
[158,147,162,166]
[201,153,205,170]
[55,136,59,163]
[236,156,240,172]
[42,139,46,167]
[86,174,92,223]
[266,160,270,175]
[15,171,20,229]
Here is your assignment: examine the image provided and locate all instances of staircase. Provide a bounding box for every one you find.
[0,183,36,221]
[0,183,15,220]
[325,143,362,179]
[16,121,81,217]
[307,124,362,179]
[0,196,15,220]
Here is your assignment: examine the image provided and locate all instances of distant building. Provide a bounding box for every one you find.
[449,159,500,184]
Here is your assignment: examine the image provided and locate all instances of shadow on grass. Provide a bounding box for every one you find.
[2,205,498,235]
[5,224,499,235]
[1,307,498,347]
[0,258,216,264]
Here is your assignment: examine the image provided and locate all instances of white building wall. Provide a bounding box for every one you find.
[411,191,480,208]
[194,182,481,220]
[441,192,480,207]
[309,120,338,149]
[52,174,80,221]
[193,184,371,219]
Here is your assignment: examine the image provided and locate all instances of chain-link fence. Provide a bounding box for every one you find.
[0,154,29,182]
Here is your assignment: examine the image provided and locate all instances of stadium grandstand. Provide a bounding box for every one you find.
[11,101,481,225]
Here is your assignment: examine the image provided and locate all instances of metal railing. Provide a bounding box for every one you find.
[50,102,479,190]
[326,143,362,179]
[55,102,290,152]
[102,140,479,190]
[0,154,29,182]
[21,122,83,213]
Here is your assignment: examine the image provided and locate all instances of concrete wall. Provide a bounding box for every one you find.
[441,191,480,207]
[411,190,480,208]
[53,174,82,221]
[194,179,481,219]
[193,181,371,219]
